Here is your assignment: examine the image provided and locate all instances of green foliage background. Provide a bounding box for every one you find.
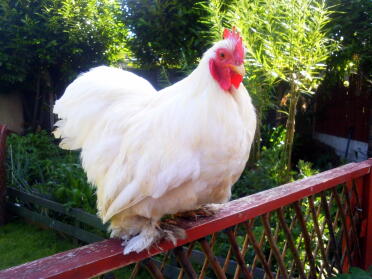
[122,0,212,68]
[327,0,372,84]
[0,0,129,86]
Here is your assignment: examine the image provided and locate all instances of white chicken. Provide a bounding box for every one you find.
[53,28,256,254]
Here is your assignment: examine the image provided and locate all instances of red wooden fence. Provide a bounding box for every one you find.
[315,77,371,143]
[0,124,371,279]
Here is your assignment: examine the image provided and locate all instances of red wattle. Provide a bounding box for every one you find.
[231,72,243,89]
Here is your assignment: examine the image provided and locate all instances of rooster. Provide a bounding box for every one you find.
[53,28,256,254]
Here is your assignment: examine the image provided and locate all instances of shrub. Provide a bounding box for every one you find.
[233,126,319,199]
[6,132,96,213]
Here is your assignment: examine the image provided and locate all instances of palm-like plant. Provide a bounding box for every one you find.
[205,0,336,179]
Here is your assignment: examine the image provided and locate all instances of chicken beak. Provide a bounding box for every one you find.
[228,64,246,76]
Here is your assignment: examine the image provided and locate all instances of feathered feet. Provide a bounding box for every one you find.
[117,203,222,255]
[120,220,185,255]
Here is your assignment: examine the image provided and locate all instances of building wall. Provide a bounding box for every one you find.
[0,92,23,133]
[314,132,368,162]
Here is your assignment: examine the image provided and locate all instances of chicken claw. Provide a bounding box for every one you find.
[175,203,224,221]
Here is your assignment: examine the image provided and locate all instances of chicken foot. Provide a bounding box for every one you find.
[174,203,224,221]
[121,218,186,254]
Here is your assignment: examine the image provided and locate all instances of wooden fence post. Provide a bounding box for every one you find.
[0,125,7,225]
[361,159,372,269]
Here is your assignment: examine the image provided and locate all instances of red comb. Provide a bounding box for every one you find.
[223,27,244,64]
[223,27,241,41]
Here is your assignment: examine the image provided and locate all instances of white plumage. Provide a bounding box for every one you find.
[54,34,256,254]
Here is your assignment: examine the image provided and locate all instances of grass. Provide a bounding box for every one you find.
[0,218,149,278]
[0,218,78,270]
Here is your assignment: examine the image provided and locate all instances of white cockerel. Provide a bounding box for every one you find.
[53,28,256,254]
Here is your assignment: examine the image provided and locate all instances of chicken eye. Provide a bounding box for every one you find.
[219,52,225,59]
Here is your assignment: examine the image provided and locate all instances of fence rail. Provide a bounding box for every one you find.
[6,187,107,243]
[0,124,371,279]
[0,124,107,243]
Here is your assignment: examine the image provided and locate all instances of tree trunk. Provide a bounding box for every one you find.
[42,70,56,131]
[283,82,299,180]
[49,90,55,131]
[31,75,41,130]
[248,110,262,167]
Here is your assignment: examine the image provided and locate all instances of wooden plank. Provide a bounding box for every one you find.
[7,203,104,244]
[0,159,371,279]
[7,187,107,231]
[361,171,372,269]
